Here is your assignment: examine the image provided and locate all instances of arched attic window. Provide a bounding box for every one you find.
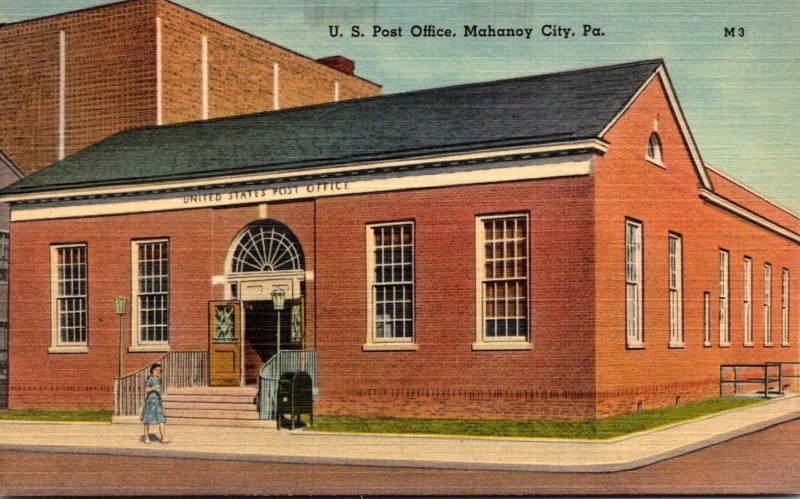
[230,221,304,273]
[646,132,664,167]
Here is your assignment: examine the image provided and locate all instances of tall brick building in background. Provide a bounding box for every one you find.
[0,0,380,176]
[0,0,379,408]
[2,60,798,422]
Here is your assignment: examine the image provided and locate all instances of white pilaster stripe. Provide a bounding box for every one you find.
[156,17,163,125]
[273,62,280,110]
[59,30,66,161]
[334,81,340,102]
[201,35,208,120]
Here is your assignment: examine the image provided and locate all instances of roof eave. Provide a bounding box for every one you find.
[0,138,609,204]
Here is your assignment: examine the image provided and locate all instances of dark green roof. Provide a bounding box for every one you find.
[2,59,663,196]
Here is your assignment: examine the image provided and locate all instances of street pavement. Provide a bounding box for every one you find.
[1,395,799,473]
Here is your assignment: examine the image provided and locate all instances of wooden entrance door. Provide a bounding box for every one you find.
[208,301,241,386]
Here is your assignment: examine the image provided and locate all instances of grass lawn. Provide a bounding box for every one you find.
[310,397,764,440]
[0,409,113,423]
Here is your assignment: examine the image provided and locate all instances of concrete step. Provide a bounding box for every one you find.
[163,394,257,404]
[163,400,258,411]
[167,417,275,428]
[166,408,261,420]
[166,386,258,396]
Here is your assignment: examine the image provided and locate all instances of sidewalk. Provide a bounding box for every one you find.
[1,395,799,473]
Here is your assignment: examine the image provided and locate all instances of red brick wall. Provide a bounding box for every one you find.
[0,0,157,177]
[0,0,380,176]
[594,75,800,417]
[312,179,597,420]
[8,177,596,417]
[8,209,216,408]
[157,0,380,123]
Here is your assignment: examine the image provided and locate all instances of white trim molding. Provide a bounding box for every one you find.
[700,190,800,244]
[10,154,596,222]
[1,140,606,205]
[599,65,712,190]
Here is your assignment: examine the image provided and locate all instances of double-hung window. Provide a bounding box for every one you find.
[703,291,712,347]
[625,220,643,348]
[474,214,530,350]
[782,269,789,346]
[130,240,170,351]
[0,231,8,283]
[668,234,683,347]
[743,257,753,346]
[718,250,730,346]
[50,244,88,353]
[764,263,772,346]
[365,223,415,350]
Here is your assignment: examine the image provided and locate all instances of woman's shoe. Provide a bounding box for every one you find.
[159,438,171,444]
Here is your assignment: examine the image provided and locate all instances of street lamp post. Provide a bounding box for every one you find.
[271,287,286,376]
[113,298,127,378]
[271,288,286,428]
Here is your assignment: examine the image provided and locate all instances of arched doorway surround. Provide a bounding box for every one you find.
[211,221,307,385]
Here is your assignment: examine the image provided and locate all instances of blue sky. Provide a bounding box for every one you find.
[2,0,799,211]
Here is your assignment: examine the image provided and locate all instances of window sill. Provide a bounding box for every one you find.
[48,345,88,354]
[472,342,532,351]
[668,342,685,349]
[764,343,774,348]
[781,342,791,347]
[719,342,731,348]
[129,344,170,353]
[645,156,666,169]
[626,341,645,350]
[362,343,418,352]
[744,342,754,348]
[703,341,712,347]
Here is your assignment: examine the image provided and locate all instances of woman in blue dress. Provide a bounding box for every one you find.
[141,364,170,443]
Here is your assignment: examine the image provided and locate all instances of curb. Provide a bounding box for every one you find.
[2,410,799,473]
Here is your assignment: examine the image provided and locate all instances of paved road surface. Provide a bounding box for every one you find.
[2,418,799,495]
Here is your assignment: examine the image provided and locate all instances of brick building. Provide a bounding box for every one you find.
[1,60,798,421]
[0,150,22,408]
[0,0,380,176]
[0,0,378,413]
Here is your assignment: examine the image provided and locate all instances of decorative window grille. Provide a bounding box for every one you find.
[764,263,772,345]
[626,220,643,347]
[368,223,414,341]
[668,234,683,346]
[782,269,789,345]
[231,222,303,273]
[719,250,730,346]
[479,215,529,342]
[743,258,753,345]
[54,245,87,345]
[135,240,169,343]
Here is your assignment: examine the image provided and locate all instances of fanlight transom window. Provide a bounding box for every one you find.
[231,222,304,273]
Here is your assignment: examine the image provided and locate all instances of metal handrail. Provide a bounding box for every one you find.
[720,363,784,398]
[113,350,208,416]
[258,350,316,420]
